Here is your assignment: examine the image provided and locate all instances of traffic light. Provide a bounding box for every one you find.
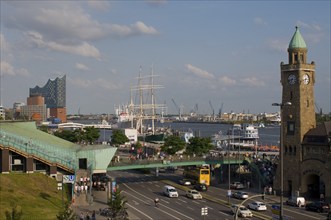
[262,193,265,200]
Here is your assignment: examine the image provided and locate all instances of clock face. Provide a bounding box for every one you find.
[303,74,310,84]
[288,74,296,85]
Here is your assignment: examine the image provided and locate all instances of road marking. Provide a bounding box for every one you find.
[123,183,194,220]
[218,210,231,216]
[132,200,139,205]
[192,201,200,205]
[186,206,194,210]
[178,198,187,203]
[126,203,153,220]
[284,207,322,219]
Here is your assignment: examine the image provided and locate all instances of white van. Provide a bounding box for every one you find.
[163,185,178,198]
[286,196,306,207]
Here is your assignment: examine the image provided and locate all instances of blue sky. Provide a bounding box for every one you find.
[1,1,330,115]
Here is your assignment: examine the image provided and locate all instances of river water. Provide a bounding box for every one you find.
[94,121,280,147]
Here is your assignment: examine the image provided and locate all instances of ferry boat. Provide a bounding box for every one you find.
[227,123,259,150]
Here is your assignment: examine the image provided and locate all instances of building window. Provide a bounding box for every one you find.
[294,54,298,63]
[306,99,309,107]
[285,146,288,155]
[293,145,296,155]
[290,92,293,100]
[289,146,292,155]
[287,122,295,135]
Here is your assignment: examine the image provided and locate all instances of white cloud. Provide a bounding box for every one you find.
[87,0,111,11]
[268,39,287,52]
[218,76,236,86]
[25,31,102,59]
[185,64,215,79]
[75,63,89,71]
[0,61,29,76]
[0,33,10,53]
[4,3,158,42]
[254,17,267,25]
[239,77,265,87]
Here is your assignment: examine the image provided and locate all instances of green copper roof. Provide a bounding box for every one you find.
[289,26,307,49]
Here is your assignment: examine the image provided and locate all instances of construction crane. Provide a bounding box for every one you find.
[172,98,182,120]
[218,102,224,117]
[209,100,215,121]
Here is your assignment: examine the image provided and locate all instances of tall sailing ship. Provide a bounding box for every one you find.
[114,66,169,143]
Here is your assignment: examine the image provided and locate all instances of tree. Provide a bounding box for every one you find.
[5,205,22,220]
[108,188,128,220]
[56,202,76,220]
[161,135,186,155]
[82,127,100,144]
[111,130,129,147]
[186,137,213,156]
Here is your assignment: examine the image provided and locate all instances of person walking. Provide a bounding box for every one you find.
[154,197,159,207]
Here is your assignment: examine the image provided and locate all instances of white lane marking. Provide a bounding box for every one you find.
[155,184,161,187]
[123,183,194,220]
[218,210,231,216]
[187,206,194,210]
[132,200,139,205]
[126,203,153,220]
[192,201,200,205]
[178,199,187,203]
[284,207,322,219]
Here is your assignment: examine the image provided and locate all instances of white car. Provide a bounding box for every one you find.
[233,191,249,199]
[248,201,267,211]
[231,204,253,218]
[186,190,202,200]
[179,179,191,186]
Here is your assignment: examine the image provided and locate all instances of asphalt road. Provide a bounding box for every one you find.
[75,169,329,220]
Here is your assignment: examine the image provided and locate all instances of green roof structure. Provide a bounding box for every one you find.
[289,26,307,49]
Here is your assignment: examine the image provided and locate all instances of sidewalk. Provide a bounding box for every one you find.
[72,189,138,220]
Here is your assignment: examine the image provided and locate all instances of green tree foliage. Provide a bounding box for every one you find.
[56,202,76,220]
[108,188,128,220]
[111,130,129,147]
[186,137,213,156]
[54,127,100,144]
[5,205,22,220]
[161,135,186,155]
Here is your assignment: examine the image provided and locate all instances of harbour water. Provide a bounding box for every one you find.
[95,121,280,147]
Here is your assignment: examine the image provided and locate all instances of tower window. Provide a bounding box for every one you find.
[293,145,296,155]
[290,92,293,100]
[306,100,309,107]
[294,54,298,63]
[287,122,295,135]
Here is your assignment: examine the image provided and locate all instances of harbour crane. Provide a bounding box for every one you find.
[171,98,182,120]
[209,100,215,121]
[218,102,224,118]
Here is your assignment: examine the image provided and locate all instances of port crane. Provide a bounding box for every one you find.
[209,100,215,121]
[171,98,182,120]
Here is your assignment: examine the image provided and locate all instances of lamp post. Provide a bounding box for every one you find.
[272,102,292,220]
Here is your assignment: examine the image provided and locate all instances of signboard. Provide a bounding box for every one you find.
[63,175,75,183]
[201,207,208,216]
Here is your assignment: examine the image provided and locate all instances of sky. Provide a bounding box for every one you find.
[1,0,330,116]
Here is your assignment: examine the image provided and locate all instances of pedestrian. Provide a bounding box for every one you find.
[154,197,159,207]
[91,210,96,220]
[268,186,272,195]
[80,176,83,185]
[84,184,88,192]
[79,212,84,220]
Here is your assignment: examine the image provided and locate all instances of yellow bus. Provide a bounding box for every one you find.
[183,165,210,186]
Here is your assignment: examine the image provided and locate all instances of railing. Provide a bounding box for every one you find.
[0,131,77,171]
[109,154,246,168]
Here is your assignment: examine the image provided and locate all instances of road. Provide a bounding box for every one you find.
[76,168,329,220]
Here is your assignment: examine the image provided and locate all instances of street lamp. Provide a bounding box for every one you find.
[272,102,292,220]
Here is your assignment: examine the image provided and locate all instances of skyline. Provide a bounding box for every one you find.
[1,1,330,115]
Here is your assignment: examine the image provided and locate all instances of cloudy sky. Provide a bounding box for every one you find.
[1,1,330,115]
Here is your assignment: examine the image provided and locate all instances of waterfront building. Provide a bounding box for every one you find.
[29,75,66,122]
[21,95,47,122]
[273,27,331,202]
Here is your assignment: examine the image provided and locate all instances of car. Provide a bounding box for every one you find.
[186,190,203,200]
[286,196,306,207]
[247,201,267,211]
[194,183,208,191]
[231,204,253,218]
[179,179,191,186]
[230,181,245,189]
[163,185,178,198]
[233,191,249,200]
[305,201,330,213]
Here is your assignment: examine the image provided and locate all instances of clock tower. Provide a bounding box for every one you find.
[277,27,316,196]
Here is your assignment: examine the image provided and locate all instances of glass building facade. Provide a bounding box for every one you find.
[29,75,66,108]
